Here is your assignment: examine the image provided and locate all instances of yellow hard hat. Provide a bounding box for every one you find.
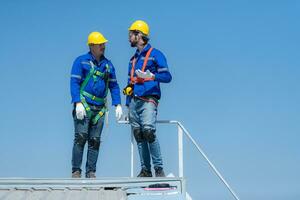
[129,20,149,36]
[87,32,108,45]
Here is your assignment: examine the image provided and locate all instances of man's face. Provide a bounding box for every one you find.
[129,31,138,47]
[89,43,105,57]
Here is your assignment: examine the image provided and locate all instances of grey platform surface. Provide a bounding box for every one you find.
[0,177,186,200]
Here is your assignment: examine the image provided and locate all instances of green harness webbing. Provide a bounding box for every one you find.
[80,61,110,124]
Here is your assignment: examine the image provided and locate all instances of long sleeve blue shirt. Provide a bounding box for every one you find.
[126,44,172,105]
[70,52,121,106]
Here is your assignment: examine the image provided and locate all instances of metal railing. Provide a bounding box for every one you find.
[118,119,240,200]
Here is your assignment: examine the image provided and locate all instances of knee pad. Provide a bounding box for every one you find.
[74,133,87,147]
[89,137,100,150]
[143,129,156,143]
[133,128,144,143]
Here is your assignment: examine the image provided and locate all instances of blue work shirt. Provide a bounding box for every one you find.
[70,52,121,106]
[126,44,172,106]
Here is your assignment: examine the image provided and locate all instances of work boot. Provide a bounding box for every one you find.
[72,171,81,178]
[137,169,152,177]
[86,171,96,178]
[155,167,165,177]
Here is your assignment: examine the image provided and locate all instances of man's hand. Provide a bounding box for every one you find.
[115,104,123,121]
[135,69,155,79]
[76,102,86,120]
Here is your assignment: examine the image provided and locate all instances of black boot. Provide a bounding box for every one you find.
[155,167,165,177]
[72,170,81,178]
[86,171,96,178]
[137,168,152,177]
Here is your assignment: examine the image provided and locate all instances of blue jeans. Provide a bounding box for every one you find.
[72,104,104,174]
[129,96,163,171]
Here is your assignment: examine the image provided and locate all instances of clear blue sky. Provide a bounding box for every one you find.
[0,0,299,199]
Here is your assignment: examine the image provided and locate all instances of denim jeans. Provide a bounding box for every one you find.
[72,104,104,174]
[129,96,163,171]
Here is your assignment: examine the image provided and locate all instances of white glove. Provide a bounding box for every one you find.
[135,69,155,79]
[76,102,86,120]
[115,104,123,121]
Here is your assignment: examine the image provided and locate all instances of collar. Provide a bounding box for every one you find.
[135,43,152,57]
[88,52,106,66]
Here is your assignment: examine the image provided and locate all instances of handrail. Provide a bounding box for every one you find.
[117,120,240,200]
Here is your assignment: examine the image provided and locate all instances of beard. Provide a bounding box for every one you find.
[130,40,137,47]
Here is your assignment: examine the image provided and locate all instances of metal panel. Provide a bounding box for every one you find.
[0,188,126,200]
[0,178,185,200]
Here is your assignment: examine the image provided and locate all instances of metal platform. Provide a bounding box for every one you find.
[0,120,241,200]
[0,177,186,200]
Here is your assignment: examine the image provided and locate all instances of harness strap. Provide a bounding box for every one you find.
[92,107,107,125]
[81,91,105,104]
[130,47,154,84]
[135,96,159,107]
[79,61,110,124]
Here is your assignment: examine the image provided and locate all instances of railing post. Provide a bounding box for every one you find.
[178,124,184,178]
[119,120,240,200]
[130,131,134,178]
[177,122,240,200]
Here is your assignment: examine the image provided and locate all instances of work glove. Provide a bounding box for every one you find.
[76,102,86,120]
[115,104,123,121]
[135,69,155,79]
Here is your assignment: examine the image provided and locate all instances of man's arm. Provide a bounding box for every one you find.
[107,62,121,106]
[70,58,83,103]
[153,50,172,83]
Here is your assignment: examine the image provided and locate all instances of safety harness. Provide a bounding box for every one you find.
[80,61,110,124]
[130,47,154,84]
[124,47,159,106]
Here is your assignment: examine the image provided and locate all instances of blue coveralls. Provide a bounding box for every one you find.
[126,44,172,172]
[70,52,121,175]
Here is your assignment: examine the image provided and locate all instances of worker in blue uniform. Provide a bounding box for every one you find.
[70,32,123,178]
[124,20,172,177]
